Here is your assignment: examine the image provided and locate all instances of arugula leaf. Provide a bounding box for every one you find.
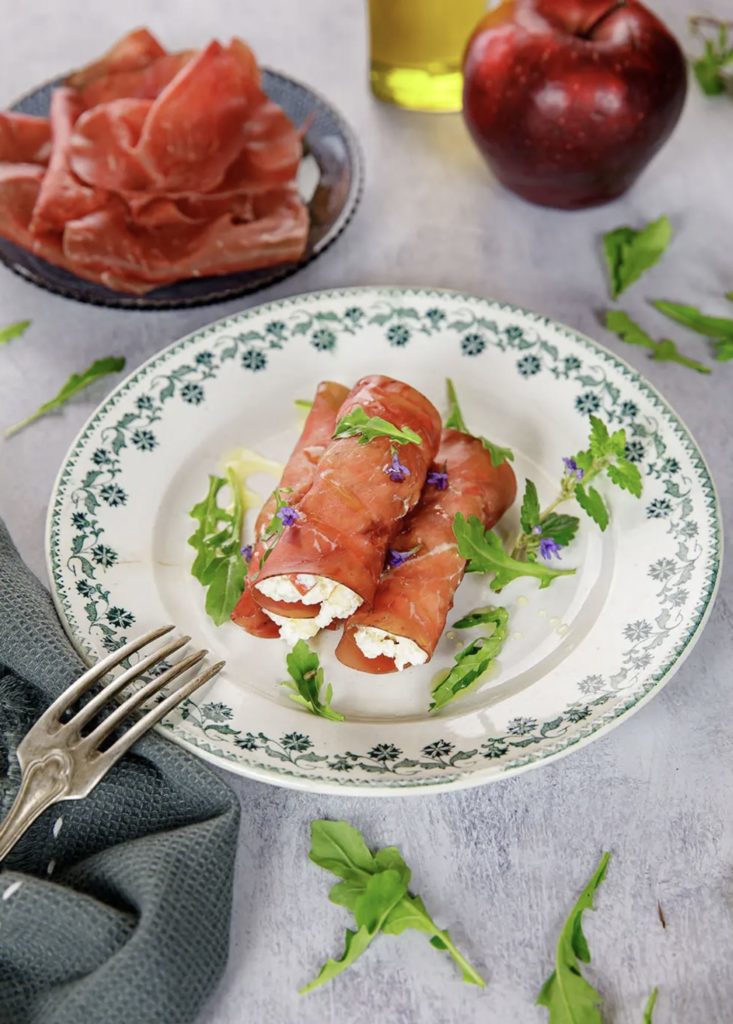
[605,310,711,374]
[445,378,514,466]
[333,406,422,446]
[575,484,609,531]
[690,17,733,96]
[536,851,611,1024]
[0,319,31,345]
[430,608,508,712]
[603,216,672,299]
[453,513,575,592]
[540,513,580,547]
[652,300,733,361]
[642,987,658,1023]
[4,356,125,438]
[520,479,541,533]
[281,640,344,721]
[188,469,247,625]
[304,820,484,992]
[294,398,313,411]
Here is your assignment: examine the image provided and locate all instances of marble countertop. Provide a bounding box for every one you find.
[1,2,731,1021]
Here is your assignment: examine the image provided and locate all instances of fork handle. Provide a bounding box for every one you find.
[0,752,71,862]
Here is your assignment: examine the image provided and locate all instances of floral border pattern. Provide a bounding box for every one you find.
[48,289,721,790]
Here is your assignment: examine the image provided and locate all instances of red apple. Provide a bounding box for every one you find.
[462,0,687,209]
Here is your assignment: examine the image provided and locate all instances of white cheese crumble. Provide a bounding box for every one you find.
[257,574,362,636]
[354,626,428,672]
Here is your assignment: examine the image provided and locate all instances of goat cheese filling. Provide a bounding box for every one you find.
[257,574,362,638]
[353,626,428,672]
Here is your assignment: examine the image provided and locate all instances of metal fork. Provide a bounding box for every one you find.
[0,625,224,862]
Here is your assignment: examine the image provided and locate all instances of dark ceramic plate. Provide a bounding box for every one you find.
[1,70,363,309]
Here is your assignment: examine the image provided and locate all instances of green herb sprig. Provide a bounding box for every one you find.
[0,320,31,346]
[690,16,733,96]
[603,216,672,300]
[445,378,514,466]
[281,640,344,721]
[512,415,642,563]
[4,356,125,438]
[188,469,247,625]
[301,820,484,994]
[454,513,576,592]
[256,487,296,569]
[333,406,422,447]
[652,299,733,362]
[430,606,508,712]
[605,311,710,374]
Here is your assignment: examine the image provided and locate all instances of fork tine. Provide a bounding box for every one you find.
[83,649,207,751]
[100,661,225,766]
[69,634,191,734]
[38,625,175,728]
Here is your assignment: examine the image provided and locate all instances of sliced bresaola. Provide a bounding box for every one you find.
[336,429,517,673]
[253,376,442,622]
[66,27,166,91]
[69,98,153,192]
[30,88,106,234]
[232,381,350,638]
[0,163,80,273]
[77,50,196,108]
[134,40,263,193]
[61,186,308,294]
[0,113,51,165]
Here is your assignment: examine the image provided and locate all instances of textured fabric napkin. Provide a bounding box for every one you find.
[0,520,240,1024]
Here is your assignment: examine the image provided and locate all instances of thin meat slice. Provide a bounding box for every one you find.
[134,40,263,192]
[253,376,442,629]
[30,88,106,234]
[0,114,51,165]
[69,98,152,192]
[77,50,196,108]
[336,430,517,673]
[61,186,308,294]
[234,99,304,184]
[232,381,350,638]
[66,28,166,90]
[0,163,84,273]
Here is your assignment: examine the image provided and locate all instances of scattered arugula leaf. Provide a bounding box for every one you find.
[0,319,31,346]
[430,607,508,712]
[536,851,611,1024]
[445,378,514,466]
[605,310,711,374]
[642,987,659,1024]
[690,16,733,96]
[454,513,575,592]
[302,820,484,994]
[4,356,125,438]
[281,640,344,721]
[603,216,672,299]
[188,469,247,625]
[652,300,733,361]
[294,398,313,411]
[333,405,422,447]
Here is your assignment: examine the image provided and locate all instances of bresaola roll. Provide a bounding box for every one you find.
[231,380,349,637]
[335,428,517,673]
[253,375,442,640]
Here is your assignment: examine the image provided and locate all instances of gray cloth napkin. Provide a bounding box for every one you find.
[0,520,240,1024]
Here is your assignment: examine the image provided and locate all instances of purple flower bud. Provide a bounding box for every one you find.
[563,457,584,482]
[384,451,410,483]
[276,505,300,527]
[387,547,418,569]
[531,524,542,535]
[427,469,449,490]
[539,537,562,560]
[241,544,253,562]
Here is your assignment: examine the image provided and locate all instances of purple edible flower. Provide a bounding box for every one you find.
[276,505,301,527]
[562,456,584,481]
[531,524,542,535]
[387,547,418,569]
[384,450,411,483]
[539,537,562,560]
[241,543,253,562]
[427,469,449,491]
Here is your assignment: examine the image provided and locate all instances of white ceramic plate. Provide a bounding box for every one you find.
[46,288,722,795]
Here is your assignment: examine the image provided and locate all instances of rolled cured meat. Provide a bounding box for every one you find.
[253,375,442,639]
[231,380,349,638]
[335,428,517,673]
